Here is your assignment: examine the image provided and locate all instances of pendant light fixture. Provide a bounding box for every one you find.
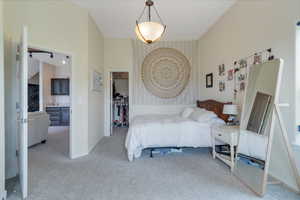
[135,0,166,44]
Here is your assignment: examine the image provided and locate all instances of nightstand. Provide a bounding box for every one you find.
[211,125,239,171]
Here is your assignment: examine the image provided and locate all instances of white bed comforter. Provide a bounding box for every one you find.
[125,114,224,161]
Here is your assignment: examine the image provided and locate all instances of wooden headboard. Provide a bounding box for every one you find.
[197,100,232,122]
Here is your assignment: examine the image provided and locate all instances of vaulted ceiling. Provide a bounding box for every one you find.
[70,0,236,40]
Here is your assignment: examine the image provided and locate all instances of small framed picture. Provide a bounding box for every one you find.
[206,73,213,88]
[219,81,225,92]
[239,59,247,69]
[238,74,246,81]
[240,82,245,91]
[90,70,103,92]
[219,64,225,76]
[253,53,262,65]
[227,69,233,81]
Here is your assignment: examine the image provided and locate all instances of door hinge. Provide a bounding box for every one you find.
[16,150,19,157]
[16,54,20,61]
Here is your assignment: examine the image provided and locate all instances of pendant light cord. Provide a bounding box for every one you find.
[137,0,165,25]
[153,5,164,25]
[148,4,151,21]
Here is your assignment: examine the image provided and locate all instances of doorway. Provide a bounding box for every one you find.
[27,47,72,157]
[296,22,300,136]
[110,72,129,136]
[5,46,73,199]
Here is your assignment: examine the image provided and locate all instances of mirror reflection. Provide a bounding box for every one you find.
[234,59,281,195]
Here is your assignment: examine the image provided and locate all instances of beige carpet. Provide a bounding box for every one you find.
[7,127,300,200]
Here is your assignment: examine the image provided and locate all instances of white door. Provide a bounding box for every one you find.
[18,26,28,199]
[110,72,113,136]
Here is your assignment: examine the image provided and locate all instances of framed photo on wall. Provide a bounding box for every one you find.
[218,64,225,76]
[227,69,233,81]
[219,81,225,92]
[90,70,103,92]
[206,73,213,88]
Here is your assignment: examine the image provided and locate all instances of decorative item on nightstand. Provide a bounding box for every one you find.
[223,104,238,125]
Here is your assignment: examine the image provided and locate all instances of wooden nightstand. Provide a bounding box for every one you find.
[211,125,239,171]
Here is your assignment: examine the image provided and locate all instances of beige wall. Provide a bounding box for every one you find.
[0,0,6,197]
[42,63,54,109]
[3,0,90,168]
[103,38,132,135]
[42,63,71,108]
[88,16,105,151]
[198,0,300,141]
[104,38,133,69]
[198,0,300,190]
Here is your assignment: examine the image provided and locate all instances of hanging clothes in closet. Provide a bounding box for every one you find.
[113,96,129,127]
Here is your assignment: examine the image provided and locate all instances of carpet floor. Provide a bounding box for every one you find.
[7,127,300,200]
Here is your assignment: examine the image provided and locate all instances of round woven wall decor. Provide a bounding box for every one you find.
[142,48,191,98]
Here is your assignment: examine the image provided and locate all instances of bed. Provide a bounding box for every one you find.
[125,100,231,161]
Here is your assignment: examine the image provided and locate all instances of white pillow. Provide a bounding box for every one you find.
[181,107,194,118]
[189,109,217,122]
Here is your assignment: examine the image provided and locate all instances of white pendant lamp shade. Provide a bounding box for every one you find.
[135,21,165,44]
[135,0,166,44]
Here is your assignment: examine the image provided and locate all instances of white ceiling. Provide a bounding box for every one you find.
[70,0,236,40]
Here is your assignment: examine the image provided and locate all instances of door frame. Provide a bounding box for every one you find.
[0,1,6,198]
[104,68,132,136]
[27,44,74,159]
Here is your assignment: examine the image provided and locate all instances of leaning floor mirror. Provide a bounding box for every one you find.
[233,59,300,196]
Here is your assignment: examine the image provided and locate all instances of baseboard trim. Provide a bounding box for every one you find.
[88,136,104,153]
[1,190,7,200]
[70,152,89,160]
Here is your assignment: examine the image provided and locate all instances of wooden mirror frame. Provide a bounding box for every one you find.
[234,59,300,196]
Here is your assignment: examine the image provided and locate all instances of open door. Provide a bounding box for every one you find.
[110,72,113,136]
[17,26,28,199]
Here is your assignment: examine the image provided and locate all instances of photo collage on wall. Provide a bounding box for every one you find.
[218,64,226,92]
[233,48,274,99]
[205,48,274,97]
[234,59,248,98]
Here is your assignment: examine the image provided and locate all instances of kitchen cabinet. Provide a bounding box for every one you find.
[46,107,70,126]
[51,78,69,95]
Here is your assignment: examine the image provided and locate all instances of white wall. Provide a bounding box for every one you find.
[42,63,54,109]
[88,16,105,152]
[28,57,39,79]
[0,0,6,198]
[42,63,71,108]
[198,0,300,191]
[114,79,129,96]
[198,0,300,141]
[104,38,133,69]
[103,38,133,135]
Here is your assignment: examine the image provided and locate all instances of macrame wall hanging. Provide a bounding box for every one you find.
[141,48,191,99]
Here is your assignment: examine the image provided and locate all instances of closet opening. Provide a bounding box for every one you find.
[110,72,129,136]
